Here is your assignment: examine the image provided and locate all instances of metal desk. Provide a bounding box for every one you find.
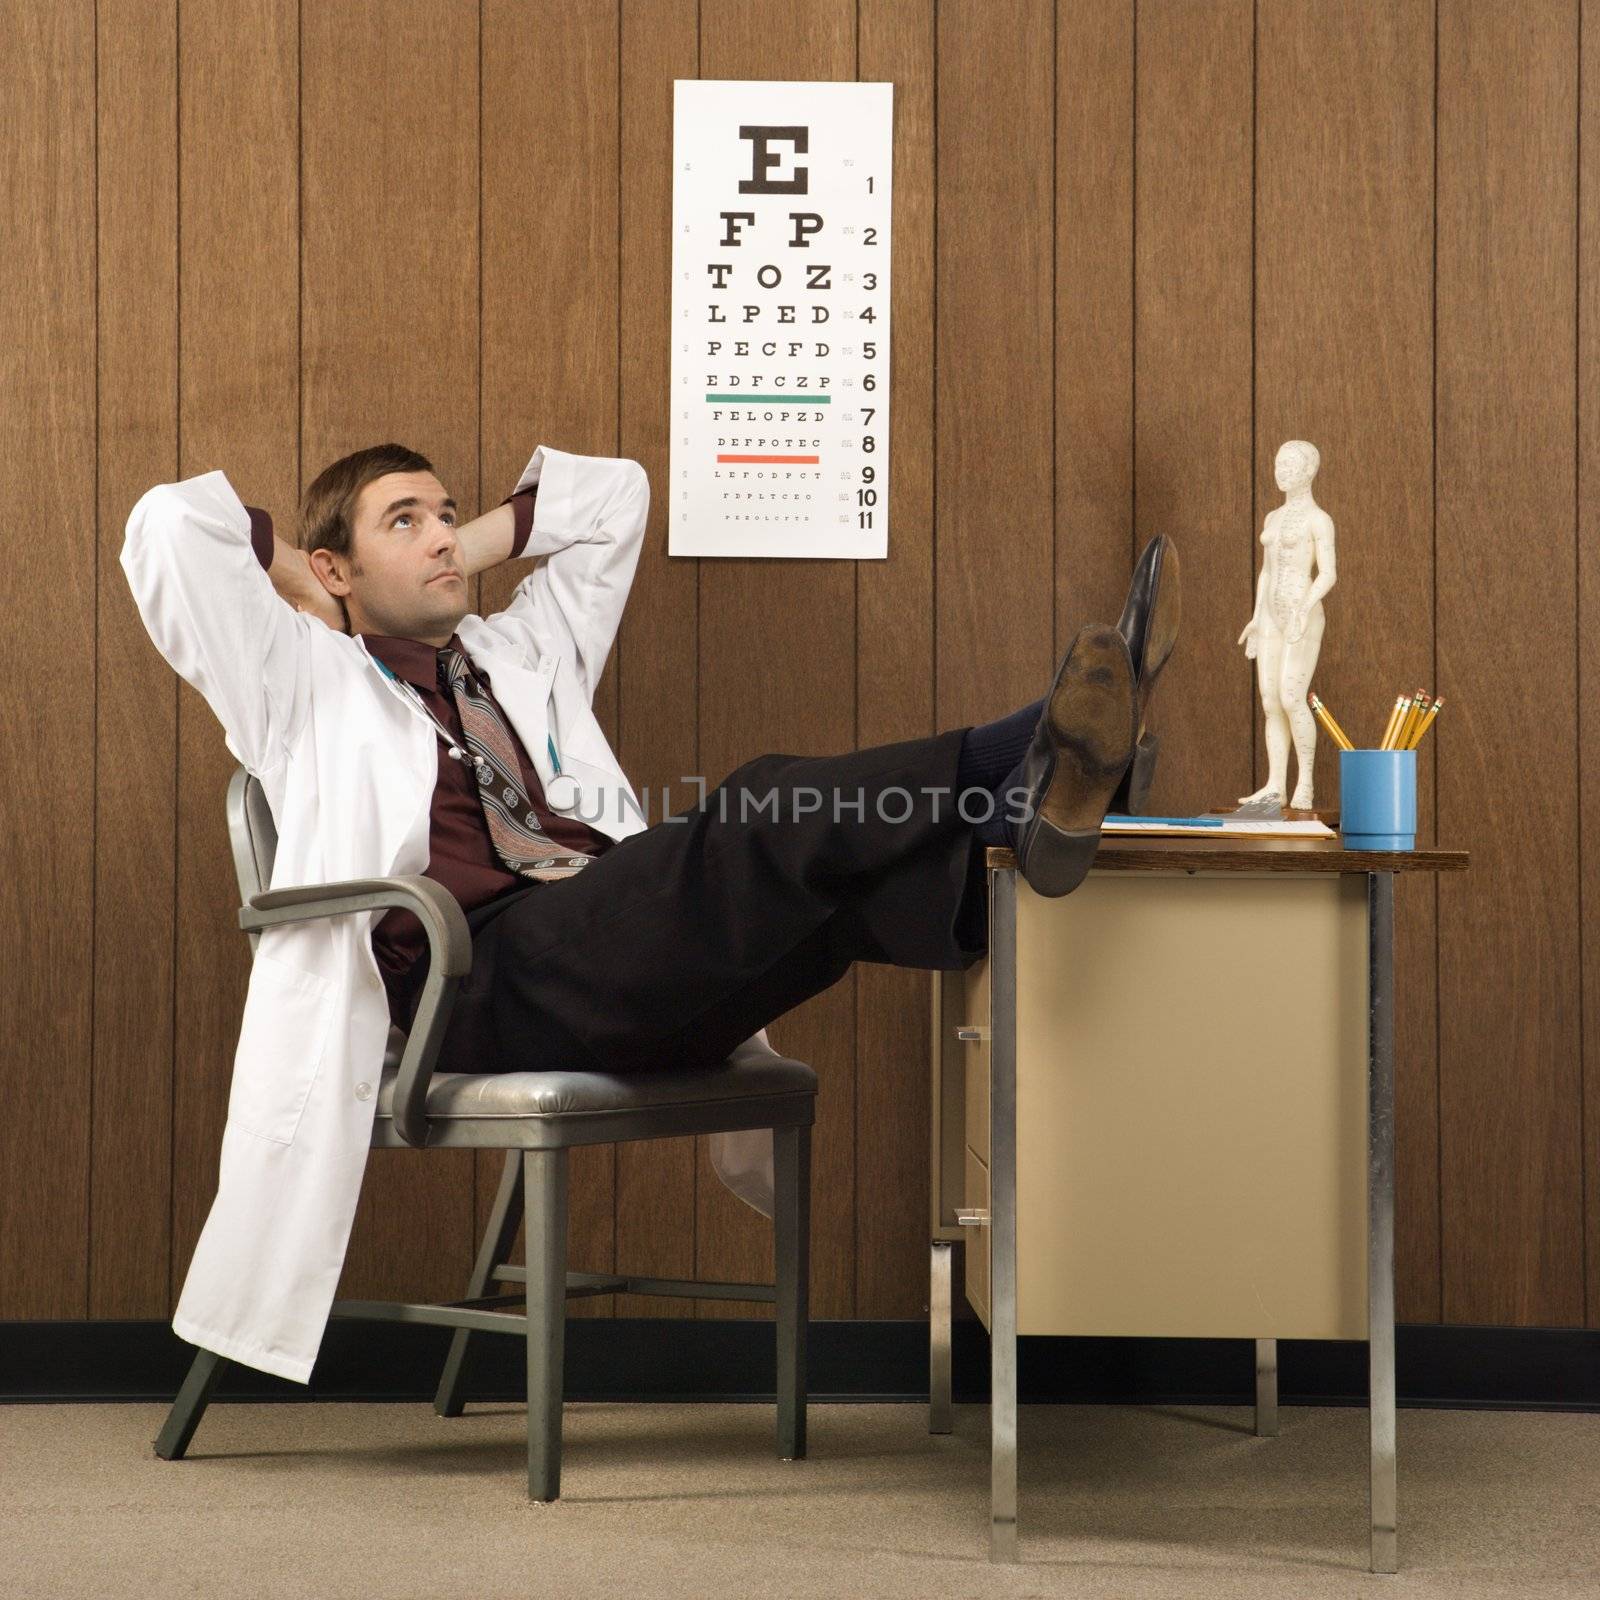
[928,838,1468,1568]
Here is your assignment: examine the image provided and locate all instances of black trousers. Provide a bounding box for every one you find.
[407,726,991,1076]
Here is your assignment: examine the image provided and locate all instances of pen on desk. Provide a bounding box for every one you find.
[1406,695,1444,749]
[1104,815,1225,827]
[1309,692,1354,750]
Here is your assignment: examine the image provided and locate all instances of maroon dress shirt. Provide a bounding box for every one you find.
[247,490,614,1027]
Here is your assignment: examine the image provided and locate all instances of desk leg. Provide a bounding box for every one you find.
[1254,1338,1279,1437]
[1368,870,1398,1574]
[990,868,1020,1564]
[930,1240,954,1434]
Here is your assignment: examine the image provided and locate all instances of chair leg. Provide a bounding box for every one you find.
[435,1148,526,1418]
[774,1123,811,1462]
[153,1345,226,1461]
[524,1147,569,1501]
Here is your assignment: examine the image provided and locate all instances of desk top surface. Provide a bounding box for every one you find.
[985,837,1469,875]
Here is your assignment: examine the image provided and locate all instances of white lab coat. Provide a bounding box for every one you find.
[121,444,770,1385]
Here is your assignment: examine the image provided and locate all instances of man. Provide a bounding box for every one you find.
[121,443,1178,1382]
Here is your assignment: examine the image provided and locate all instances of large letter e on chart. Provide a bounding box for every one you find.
[739,125,809,194]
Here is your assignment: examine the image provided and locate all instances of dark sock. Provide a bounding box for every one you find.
[955,696,1045,795]
[973,756,1026,849]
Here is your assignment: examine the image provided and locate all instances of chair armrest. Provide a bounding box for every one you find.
[240,875,471,970]
[239,875,471,1148]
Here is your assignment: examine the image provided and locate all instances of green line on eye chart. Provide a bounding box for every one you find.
[704,394,831,404]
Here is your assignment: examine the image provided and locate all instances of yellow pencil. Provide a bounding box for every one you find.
[1377,696,1399,749]
[1396,686,1430,750]
[1378,694,1409,751]
[1320,700,1355,750]
[1309,692,1354,750]
[1405,695,1444,749]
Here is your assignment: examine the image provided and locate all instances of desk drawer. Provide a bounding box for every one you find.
[1011,870,1370,1340]
[964,1145,991,1329]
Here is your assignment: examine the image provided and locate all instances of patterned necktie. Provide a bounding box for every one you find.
[438,647,596,882]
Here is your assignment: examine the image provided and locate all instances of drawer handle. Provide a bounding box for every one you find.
[955,1026,990,1042]
[955,1208,990,1228]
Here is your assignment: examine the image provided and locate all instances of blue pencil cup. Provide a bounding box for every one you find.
[1339,749,1417,852]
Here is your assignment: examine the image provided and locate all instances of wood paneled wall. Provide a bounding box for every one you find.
[4,0,1595,1333]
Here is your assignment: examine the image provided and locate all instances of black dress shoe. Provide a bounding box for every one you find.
[1010,625,1138,898]
[1109,534,1182,814]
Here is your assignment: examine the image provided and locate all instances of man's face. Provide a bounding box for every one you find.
[312,470,468,645]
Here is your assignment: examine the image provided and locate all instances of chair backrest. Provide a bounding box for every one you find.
[226,767,278,954]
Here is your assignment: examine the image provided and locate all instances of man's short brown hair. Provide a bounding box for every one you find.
[298,443,435,558]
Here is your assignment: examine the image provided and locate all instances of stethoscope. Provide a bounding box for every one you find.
[367,650,565,786]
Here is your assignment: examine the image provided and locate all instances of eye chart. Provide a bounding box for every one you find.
[668,80,893,559]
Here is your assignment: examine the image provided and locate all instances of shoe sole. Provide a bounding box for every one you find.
[1019,626,1138,897]
[1137,539,1181,707]
[1113,538,1182,812]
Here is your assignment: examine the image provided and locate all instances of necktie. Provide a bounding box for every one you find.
[438,647,596,882]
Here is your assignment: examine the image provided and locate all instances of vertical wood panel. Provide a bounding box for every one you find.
[1134,0,1254,814]
[14,0,1600,1340]
[939,0,1056,1319]
[478,0,624,1317]
[1583,0,1600,1329]
[615,0,701,1317]
[92,0,179,1317]
[1437,0,1583,1325]
[693,0,860,1321]
[1255,0,1440,1322]
[299,0,480,1306]
[1056,0,1135,637]
[936,0,1055,734]
[169,0,300,1305]
[0,0,96,1317]
[854,0,936,1318]
[169,1,297,1300]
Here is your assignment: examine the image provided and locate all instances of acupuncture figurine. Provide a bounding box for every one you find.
[1236,439,1338,812]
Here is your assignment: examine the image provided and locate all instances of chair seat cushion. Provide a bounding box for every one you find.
[374,1033,817,1120]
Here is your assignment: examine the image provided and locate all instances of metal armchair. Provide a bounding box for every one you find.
[155,766,816,1499]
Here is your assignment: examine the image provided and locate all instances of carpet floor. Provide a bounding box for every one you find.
[4,1400,1598,1598]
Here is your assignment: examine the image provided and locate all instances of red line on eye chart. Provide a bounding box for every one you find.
[716,454,820,464]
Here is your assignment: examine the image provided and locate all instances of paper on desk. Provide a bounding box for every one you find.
[1103,818,1337,839]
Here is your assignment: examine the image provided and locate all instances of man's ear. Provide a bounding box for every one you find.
[306,547,350,597]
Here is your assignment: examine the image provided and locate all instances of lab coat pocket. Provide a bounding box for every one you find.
[227,953,339,1145]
